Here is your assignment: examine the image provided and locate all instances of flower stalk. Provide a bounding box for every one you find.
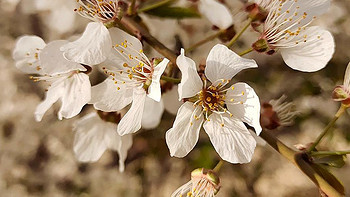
[226,18,252,48]
[239,48,253,56]
[161,75,181,84]
[310,151,350,156]
[137,0,175,13]
[307,105,347,153]
[213,160,224,173]
[260,130,344,197]
[186,30,225,53]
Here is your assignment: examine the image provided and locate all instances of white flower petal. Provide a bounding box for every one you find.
[109,27,143,52]
[205,44,258,83]
[148,58,169,102]
[277,0,331,30]
[105,126,133,172]
[280,27,334,72]
[226,82,262,135]
[163,85,183,115]
[165,102,203,158]
[12,35,46,74]
[73,112,133,172]
[115,134,133,172]
[40,40,86,75]
[199,0,233,29]
[90,77,133,112]
[61,22,111,65]
[117,87,147,135]
[141,97,164,130]
[344,62,350,88]
[58,73,91,120]
[177,49,203,100]
[203,113,256,163]
[34,78,65,121]
[73,113,113,162]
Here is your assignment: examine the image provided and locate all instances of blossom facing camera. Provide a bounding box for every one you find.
[89,28,169,136]
[171,168,220,197]
[260,95,298,130]
[332,62,350,107]
[166,44,261,164]
[12,36,91,121]
[252,0,335,72]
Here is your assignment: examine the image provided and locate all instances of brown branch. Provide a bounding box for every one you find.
[119,17,177,65]
[260,130,344,197]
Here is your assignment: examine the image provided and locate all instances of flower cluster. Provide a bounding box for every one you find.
[11,0,344,196]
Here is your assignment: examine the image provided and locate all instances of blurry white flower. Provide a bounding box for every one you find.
[261,95,299,130]
[198,0,233,30]
[252,0,335,72]
[13,36,91,121]
[166,44,261,164]
[90,28,169,135]
[332,62,350,107]
[171,168,220,197]
[73,112,132,172]
[19,0,77,34]
[61,0,123,65]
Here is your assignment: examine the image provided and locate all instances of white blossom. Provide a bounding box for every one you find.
[13,36,91,121]
[61,0,122,65]
[253,0,334,72]
[89,28,169,135]
[73,112,132,172]
[166,44,261,164]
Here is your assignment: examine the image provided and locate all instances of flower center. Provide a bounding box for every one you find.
[75,0,119,23]
[101,39,154,91]
[198,86,226,113]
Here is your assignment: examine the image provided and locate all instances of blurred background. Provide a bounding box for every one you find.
[0,0,350,196]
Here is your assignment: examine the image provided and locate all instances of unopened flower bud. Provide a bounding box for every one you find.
[332,86,350,106]
[332,62,350,107]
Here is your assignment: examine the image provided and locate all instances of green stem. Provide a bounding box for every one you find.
[307,105,347,153]
[161,75,181,84]
[137,0,174,13]
[239,48,253,56]
[127,0,137,15]
[213,160,224,173]
[310,151,350,156]
[260,130,344,197]
[186,30,224,53]
[226,18,252,48]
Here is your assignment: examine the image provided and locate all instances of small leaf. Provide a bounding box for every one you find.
[145,6,201,19]
[313,155,347,168]
[310,163,345,195]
